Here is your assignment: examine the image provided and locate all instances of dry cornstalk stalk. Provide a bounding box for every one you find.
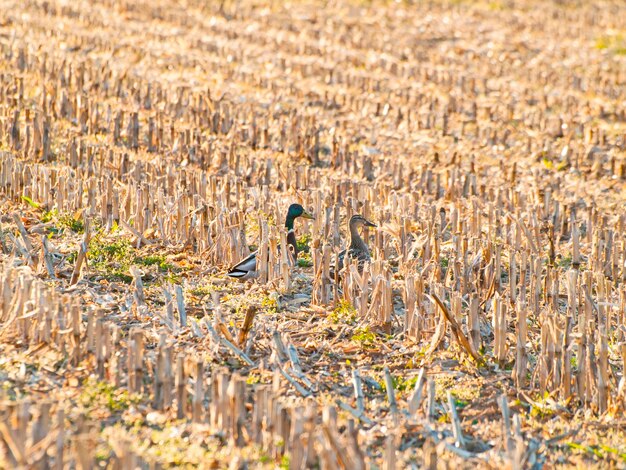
[70,219,91,285]
[429,293,485,366]
[176,354,186,419]
[237,305,258,347]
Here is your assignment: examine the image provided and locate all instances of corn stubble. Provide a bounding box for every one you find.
[0,0,625,468]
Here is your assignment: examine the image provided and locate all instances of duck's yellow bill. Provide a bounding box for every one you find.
[302,210,315,220]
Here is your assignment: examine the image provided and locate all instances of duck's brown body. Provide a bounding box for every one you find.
[336,214,376,273]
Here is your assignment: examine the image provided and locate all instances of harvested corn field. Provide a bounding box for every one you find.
[0,0,626,468]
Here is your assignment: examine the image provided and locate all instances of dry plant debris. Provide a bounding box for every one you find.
[0,0,625,468]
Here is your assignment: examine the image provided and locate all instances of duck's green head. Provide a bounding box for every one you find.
[285,203,314,229]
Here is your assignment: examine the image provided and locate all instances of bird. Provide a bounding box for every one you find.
[227,203,314,279]
[335,214,377,274]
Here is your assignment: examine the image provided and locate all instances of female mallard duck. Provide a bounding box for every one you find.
[227,203,314,279]
[336,214,377,273]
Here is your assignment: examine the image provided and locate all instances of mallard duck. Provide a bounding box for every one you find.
[335,214,377,273]
[227,203,314,279]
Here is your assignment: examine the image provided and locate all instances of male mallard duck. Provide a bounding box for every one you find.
[227,203,314,279]
[335,214,377,273]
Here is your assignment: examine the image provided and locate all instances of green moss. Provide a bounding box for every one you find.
[434,375,481,402]
[87,234,181,283]
[40,209,84,233]
[189,283,220,298]
[279,454,290,469]
[595,36,610,50]
[595,33,626,55]
[452,397,469,409]
[528,392,557,419]
[95,443,113,462]
[59,213,85,233]
[567,442,626,462]
[246,373,262,385]
[149,431,196,466]
[351,326,377,347]
[397,375,419,393]
[557,254,572,269]
[41,209,56,223]
[135,254,174,271]
[296,233,311,253]
[66,251,77,264]
[297,251,313,268]
[163,272,182,284]
[79,378,138,413]
[329,300,357,325]
[88,235,134,283]
[90,236,132,262]
[379,374,419,394]
[487,1,505,10]
[261,293,278,314]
